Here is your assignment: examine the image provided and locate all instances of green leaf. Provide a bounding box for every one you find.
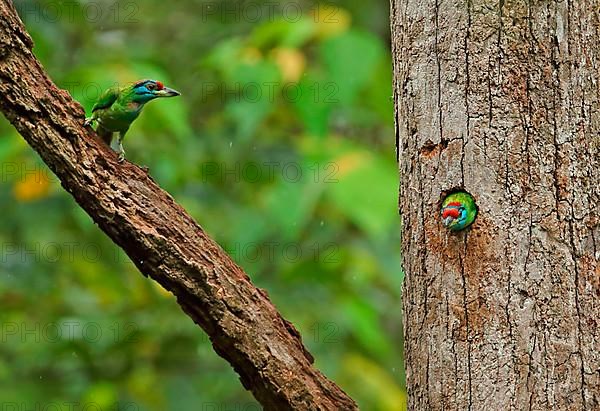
[203,37,244,79]
[264,173,324,242]
[251,18,315,48]
[82,381,117,408]
[292,74,333,137]
[328,149,398,239]
[320,30,384,105]
[226,60,281,140]
[341,298,393,359]
[341,354,407,411]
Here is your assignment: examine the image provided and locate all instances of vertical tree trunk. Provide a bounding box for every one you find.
[392,1,599,409]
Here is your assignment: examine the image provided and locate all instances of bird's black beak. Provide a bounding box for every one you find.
[156,87,180,97]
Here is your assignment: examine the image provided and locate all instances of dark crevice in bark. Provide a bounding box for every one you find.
[550,2,562,215]
[461,0,472,186]
[568,216,587,407]
[390,0,401,164]
[459,241,472,411]
[435,0,443,148]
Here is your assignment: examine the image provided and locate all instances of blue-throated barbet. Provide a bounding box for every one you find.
[84,79,180,162]
[440,191,477,231]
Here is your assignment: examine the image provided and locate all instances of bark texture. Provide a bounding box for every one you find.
[392,0,599,409]
[0,2,358,409]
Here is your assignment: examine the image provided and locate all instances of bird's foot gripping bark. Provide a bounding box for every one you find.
[83,117,94,127]
[117,138,126,163]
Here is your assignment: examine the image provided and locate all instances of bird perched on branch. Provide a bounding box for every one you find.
[84,79,180,162]
[440,191,477,231]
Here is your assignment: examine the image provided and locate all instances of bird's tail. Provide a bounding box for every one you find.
[96,125,113,146]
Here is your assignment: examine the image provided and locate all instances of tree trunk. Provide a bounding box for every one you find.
[392,0,599,409]
[0,2,358,409]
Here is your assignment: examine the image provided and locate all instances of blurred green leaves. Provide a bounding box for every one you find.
[321,30,385,106]
[226,60,281,140]
[329,148,398,239]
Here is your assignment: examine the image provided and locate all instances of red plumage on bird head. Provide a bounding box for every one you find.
[442,201,462,218]
[442,207,460,219]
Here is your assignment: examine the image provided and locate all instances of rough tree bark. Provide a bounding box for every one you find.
[0,2,358,409]
[393,0,599,410]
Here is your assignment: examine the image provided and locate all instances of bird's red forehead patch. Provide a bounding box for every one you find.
[156,81,164,90]
[447,201,462,207]
[442,208,460,219]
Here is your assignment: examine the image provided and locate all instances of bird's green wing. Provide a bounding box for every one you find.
[91,86,119,112]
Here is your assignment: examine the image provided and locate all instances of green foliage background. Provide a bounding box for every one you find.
[0,0,403,409]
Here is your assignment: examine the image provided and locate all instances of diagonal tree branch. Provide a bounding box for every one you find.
[0,2,358,409]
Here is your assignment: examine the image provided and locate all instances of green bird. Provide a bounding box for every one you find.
[440,191,477,231]
[84,79,180,162]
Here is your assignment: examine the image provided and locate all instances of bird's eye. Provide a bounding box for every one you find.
[147,83,155,90]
